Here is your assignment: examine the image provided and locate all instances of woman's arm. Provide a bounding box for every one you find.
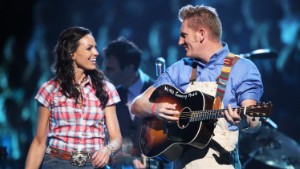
[91,105,122,168]
[104,105,122,155]
[25,103,50,169]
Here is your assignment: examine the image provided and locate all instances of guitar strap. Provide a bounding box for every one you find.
[213,53,240,110]
[189,53,240,109]
[189,61,198,85]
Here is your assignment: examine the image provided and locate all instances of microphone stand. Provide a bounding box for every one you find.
[241,118,278,169]
[242,147,263,169]
[240,49,277,59]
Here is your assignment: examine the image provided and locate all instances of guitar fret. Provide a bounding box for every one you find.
[190,110,225,121]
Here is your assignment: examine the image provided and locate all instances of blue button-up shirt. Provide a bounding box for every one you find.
[153,43,264,129]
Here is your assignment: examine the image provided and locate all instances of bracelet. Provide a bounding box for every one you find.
[105,144,115,156]
[151,103,157,116]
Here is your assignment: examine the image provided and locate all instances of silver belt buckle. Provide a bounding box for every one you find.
[71,151,89,166]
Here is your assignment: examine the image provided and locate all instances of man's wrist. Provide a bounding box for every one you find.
[151,103,157,116]
[241,121,261,133]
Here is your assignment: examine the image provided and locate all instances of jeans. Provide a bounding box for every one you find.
[107,161,173,169]
[231,148,241,169]
[41,153,107,169]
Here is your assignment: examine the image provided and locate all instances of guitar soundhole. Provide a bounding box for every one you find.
[177,107,191,129]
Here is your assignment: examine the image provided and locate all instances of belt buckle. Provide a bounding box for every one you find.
[71,151,89,167]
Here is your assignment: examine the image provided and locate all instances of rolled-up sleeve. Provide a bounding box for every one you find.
[234,62,264,104]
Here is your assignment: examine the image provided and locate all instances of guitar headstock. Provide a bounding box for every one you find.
[245,101,273,117]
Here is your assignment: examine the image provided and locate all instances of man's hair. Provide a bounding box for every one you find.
[103,37,142,71]
[178,4,222,40]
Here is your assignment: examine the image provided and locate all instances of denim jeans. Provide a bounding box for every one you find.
[231,148,241,169]
[41,153,107,169]
[107,160,173,169]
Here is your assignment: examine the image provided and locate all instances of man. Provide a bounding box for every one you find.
[103,37,172,169]
[130,5,263,169]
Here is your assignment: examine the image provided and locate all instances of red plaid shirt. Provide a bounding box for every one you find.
[35,77,120,152]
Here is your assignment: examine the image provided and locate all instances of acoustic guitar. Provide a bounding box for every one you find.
[139,84,272,162]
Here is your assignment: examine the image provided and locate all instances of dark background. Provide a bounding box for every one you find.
[0,0,300,168]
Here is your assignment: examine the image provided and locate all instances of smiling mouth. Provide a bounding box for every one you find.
[181,44,188,50]
[90,58,96,63]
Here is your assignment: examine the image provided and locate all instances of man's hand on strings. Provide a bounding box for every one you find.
[224,104,242,125]
[152,102,180,121]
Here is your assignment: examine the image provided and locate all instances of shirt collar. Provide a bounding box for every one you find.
[82,75,92,87]
[210,42,230,66]
[183,42,230,67]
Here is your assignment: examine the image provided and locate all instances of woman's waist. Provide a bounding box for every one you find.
[45,146,97,166]
[48,136,105,152]
[49,128,105,137]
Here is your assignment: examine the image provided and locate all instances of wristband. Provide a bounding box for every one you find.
[105,144,115,156]
[151,103,157,116]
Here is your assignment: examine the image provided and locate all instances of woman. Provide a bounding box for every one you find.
[25,26,122,169]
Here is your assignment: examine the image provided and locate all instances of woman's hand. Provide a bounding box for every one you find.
[91,147,111,168]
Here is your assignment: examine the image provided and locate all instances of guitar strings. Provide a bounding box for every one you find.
[175,107,269,120]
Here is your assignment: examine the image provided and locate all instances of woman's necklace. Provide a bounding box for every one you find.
[75,76,87,92]
[75,76,87,106]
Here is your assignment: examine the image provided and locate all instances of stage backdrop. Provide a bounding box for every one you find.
[0,0,299,168]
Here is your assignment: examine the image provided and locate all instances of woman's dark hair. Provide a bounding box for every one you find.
[53,26,108,108]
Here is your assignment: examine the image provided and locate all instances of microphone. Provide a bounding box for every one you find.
[261,117,278,129]
[155,57,165,77]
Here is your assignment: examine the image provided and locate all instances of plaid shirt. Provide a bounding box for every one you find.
[35,77,120,152]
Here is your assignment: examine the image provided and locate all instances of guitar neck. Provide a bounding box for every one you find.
[190,107,246,122]
[150,84,271,123]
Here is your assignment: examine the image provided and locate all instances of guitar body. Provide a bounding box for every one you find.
[140,85,216,162]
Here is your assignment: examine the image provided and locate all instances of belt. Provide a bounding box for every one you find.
[46,147,94,166]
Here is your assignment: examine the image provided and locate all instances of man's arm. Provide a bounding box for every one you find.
[130,86,155,118]
[240,99,261,133]
[224,99,261,133]
[130,86,179,121]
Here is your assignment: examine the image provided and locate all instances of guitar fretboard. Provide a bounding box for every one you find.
[190,110,224,121]
[188,108,245,121]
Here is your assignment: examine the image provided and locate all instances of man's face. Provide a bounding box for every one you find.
[103,55,124,86]
[178,20,202,58]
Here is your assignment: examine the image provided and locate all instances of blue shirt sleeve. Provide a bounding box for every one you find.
[153,59,193,92]
[229,58,264,106]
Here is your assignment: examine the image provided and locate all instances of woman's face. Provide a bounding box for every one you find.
[72,34,99,71]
